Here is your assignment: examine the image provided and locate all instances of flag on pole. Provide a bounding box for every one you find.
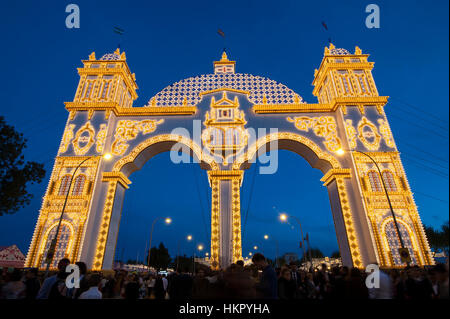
[217,28,225,37]
[113,26,124,35]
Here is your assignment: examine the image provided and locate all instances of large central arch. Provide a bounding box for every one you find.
[26,45,434,271]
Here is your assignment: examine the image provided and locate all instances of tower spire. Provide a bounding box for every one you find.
[214,50,235,74]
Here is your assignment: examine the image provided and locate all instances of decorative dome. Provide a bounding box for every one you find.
[147,73,304,106]
[329,48,350,55]
[100,53,121,60]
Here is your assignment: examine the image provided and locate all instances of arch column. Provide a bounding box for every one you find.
[90,172,131,270]
[321,169,364,268]
[208,170,243,269]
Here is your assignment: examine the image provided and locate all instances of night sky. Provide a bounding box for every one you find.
[0,1,448,263]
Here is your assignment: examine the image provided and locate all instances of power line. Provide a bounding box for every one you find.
[388,113,448,140]
[414,191,449,204]
[389,104,448,132]
[396,137,448,164]
[401,151,449,171]
[390,96,449,125]
[403,157,448,179]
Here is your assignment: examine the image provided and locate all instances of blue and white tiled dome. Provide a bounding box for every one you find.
[329,48,350,55]
[100,53,121,60]
[147,73,304,106]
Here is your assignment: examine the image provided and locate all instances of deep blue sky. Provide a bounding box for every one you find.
[0,1,448,263]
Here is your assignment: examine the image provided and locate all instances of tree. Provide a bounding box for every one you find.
[425,221,449,254]
[0,116,45,216]
[331,251,341,258]
[146,242,172,270]
[300,248,324,262]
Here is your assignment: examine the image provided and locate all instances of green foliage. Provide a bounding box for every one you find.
[331,251,341,258]
[425,221,449,254]
[0,116,45,216]
[146,242,172,270]
[300,248,324,262]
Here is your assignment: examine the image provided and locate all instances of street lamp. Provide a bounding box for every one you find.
[337,148,409,265]
[279,213,308,269]
[263,234,279,268]
[43,153,112,278]
[193,242,204,274]
[253,246,258,250]
[147,216,172,267]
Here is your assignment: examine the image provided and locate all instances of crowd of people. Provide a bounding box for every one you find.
[0,253,448,300]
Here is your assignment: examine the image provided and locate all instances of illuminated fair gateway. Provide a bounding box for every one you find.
[26,44,434,270]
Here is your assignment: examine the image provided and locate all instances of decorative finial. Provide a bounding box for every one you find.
[221,51,229,61]
[262,94,267,104]
[89,52,96,60]
[355,46,362,55]
[114,48,120,55]
[329,43,335,50]
[183,96,187,106]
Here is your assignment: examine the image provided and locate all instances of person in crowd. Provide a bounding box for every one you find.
[101,273,116,299]
[278,267,297,299]
[24,268,41,300]
[36,258,70,299]
[123,273,140,300]
[162,274,168,296]
[368,265,393,299]
[316,263,331,299]
[0,268,26,299]
[434,263,449,299]
[169,268,193,300]
[146,274,155,298]
[79,274,102,299]
[344,267,368,299]
[288,262,301,289]
[251,253,277,299]
[154,274,166,299]
[192,268,210,299]
[304,272,317,299]
[405,266,433,299]
[72,261,88,299]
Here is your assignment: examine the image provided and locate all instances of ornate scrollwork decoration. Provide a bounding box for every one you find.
[377,119,395,148]
[72,122,96,155]
[111,119,164,156]
[287,116,342,153]
[59,124,75,154]
[357,116,381,151]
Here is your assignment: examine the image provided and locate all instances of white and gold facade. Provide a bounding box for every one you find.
[26,45,433,270]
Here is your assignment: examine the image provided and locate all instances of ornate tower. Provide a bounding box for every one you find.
[25,49,138,269]
[312,43,434,267]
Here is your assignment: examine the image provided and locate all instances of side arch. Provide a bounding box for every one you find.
[112,134,219,176]
[232,132,340,173]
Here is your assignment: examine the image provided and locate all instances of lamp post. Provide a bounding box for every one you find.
[176,234,193,272]
[263,235,279,268]
[193,244,204,274]
[43,153,112,279]
[337,148,409,265]
[147,217,172,268]
[279,213,308,269]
